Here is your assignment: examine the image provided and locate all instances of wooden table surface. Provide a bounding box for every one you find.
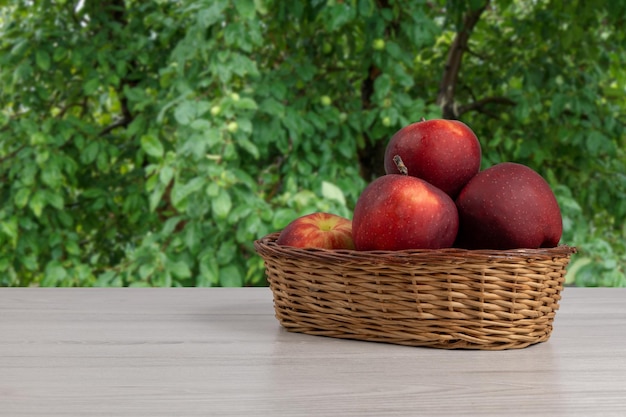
[1,287,625,416]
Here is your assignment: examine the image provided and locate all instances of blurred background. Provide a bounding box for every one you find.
[0,0,624,287]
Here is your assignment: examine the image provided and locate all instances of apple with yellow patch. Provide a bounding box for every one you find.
[276,212,355,250]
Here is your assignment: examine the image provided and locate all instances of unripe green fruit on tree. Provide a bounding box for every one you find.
[210,105,221,116]
[381,116,392,127]
[230,93,240,102]
[372,38,386,50]
[320,95,332,106]
[227,121,238,133]
[339,112,348,123]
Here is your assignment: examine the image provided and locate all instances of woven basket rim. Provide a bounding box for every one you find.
[255,232,577,265]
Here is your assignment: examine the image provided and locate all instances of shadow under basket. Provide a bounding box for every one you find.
[255,233,577,350]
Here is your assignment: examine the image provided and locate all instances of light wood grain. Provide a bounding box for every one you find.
[0,288,625,417]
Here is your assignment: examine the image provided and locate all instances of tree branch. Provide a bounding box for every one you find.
[55,102,84,119]
[457,96,516,116]
[99,116,132,137]
[436,2,490,119]
[0,145,26,165]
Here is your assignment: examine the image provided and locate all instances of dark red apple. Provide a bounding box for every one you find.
[455,162,563,250]
[276,212,355,249]
[352,171,459,251]
[383,118,481,198]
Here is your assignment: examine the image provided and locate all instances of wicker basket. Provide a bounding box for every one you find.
[255,232,576,350]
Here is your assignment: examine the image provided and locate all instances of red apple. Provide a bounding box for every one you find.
[455,162,563,250]
[276,212,355,250]
[352,171,459,251]
[383,118,481,198]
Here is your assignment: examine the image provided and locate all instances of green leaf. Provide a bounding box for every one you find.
[204,127,222,149]
[0,216,19,247]
[385,41,404,61]
[127,114,147,136]
[80,140,100,164]
[46,191,65,210]
[219,265,243,287]
[162,216,184,235]
[0,257,10,272]
[83,78,100,95]
[149,183,166,212]
[138,263,155,280]
[183,220,201,252]
[129,281,153,288]
[196,0,228,28]
[199,252,219,287]
[35,49,51,71]
[321,181,346,206]
[141,134,164,158]
[374,74,392,98]
[94,271,118,287]
[171,177,205,210]
[229,52,259,78]
[211,188,232,219]
[233,0,256,19]
[29,190,46,217]
[295,63,316,82]
[206,182,220,197]
[13,62,32,82]
[325,4,356,31]
[238,138,260,159]
[11,39,30,56]
[41,160,64,188]
[190,119,212,131]
[565,257,592,285]
[358,0,374,16]
[42,261,67,287]
[272,208,297,229]
[14,188,31,209]
[65,239,81,256]
[159,166,175,185]
[259,97,285,117]
[234,97,258,110]
[53,47,67,62]
[216,240,236,264]
[20,254,38,272]
[179,134,207,159]
[174,101,197,125]
[167,259,191,279]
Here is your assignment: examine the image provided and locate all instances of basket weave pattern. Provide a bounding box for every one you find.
[255,233,576,350]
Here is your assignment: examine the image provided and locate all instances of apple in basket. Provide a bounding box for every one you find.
[455,162,563,250]
[383,118,481,198]
[352,156,459,251]
[276,212,355,250]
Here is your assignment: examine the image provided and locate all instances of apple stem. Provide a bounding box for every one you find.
[420,116,426,122]
[393,155,408,175]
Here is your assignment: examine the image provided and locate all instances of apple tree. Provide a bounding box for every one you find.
[0,0,624,287]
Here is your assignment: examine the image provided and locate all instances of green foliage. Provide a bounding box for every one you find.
[0,0,624,286]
